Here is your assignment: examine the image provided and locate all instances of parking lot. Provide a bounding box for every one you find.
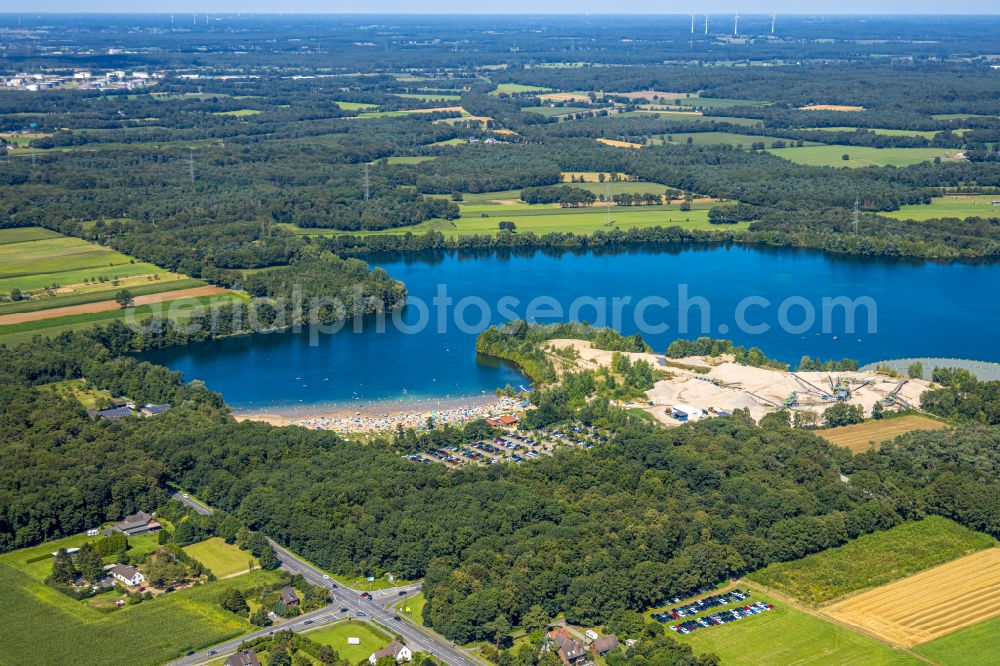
[402,422,611,468]
[651,589,774,635]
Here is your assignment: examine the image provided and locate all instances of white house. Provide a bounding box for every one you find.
[369,640,412,665]
[108,563,144,586]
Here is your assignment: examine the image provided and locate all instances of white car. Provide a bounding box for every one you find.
[323,574,331,580]
[182,493,189,498]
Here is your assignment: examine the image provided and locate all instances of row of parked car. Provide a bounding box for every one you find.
[667,601,774,635]
[652,588,750,621]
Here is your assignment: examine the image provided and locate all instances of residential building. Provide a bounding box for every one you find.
[369,640,412,665]
[279,585,300,607]
[108,563,144,586]
[110,511,161,536]
[225,650,261,666]
[548,628,587,666]
[589,635,620,657]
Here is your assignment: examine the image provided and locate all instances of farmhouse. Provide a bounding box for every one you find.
[108,563,144,586]
[87,405,134,421]
[225,650,261,666]
[279,585,300,607]
[589,635,620,657]
[369,640,412,665]
[108,511,161,536]
[547,628,587,666]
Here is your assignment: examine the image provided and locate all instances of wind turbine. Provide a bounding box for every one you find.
[704,15,709,35]
[734,13,740,36]
[691,14,695,34]
[771,14,776,34]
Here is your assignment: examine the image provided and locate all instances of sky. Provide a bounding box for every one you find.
[15,2,999,14]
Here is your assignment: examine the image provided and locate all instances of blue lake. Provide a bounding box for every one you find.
[139,244,999,411]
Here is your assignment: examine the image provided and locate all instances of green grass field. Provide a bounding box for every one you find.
[768,145,962,168]
[0,554,281,666]
[383,156,437,164]
[677,590,918,665]
[284,201,737,238]
[304,621,391,662]
[490,83,552,95]
[38,379,114,410]
[394,592,427,622]
[183,537,256,578]
[912,615,1000,666]
[803,127,943,139]
[394,93,462,102]
[336,101,378,111]
[0,227,62,244]
[885,195,1000,221]
[747,517,997,606]
[212,109,261,117]
[931,113,997,120]
[522,106,591,117]
[653,132,820,147]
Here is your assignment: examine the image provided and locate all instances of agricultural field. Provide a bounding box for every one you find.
[651,132,820,148]
[0,227,239,343]
[799,104,865,111]
[212,109,261,117]
[522,105,591,117]
[885,195,1000,221]
[560,171,630,182]
[183,537,256,578]
[286,199,733,237]
[817,415,949,452]
[490,83,551,95]
[0,533,283,666]
[595,137,643,148]
[383,155,437,164]
[747,517,997,606]
[931,113,997,120]
[335,101,378,111]
[824,548,1000,647]
[768,145,963,168]
[677,589,916,666]
[393,93,462,102]
[804,127,944,139]
[913,615,1000,666]
[303,621,391,662]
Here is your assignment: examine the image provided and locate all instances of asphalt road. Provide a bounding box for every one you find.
[166,492,482,666]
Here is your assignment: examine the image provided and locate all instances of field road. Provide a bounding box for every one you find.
[166,491,484,666]
[0,285,231,325]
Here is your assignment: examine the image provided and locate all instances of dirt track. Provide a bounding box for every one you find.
[823,548,1000,647]
[0,286,232,326]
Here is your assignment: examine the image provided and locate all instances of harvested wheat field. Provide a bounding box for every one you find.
[799,104,865,111]
[818,415,949,452]
[824,548,1000,647]
[595,138,643,149]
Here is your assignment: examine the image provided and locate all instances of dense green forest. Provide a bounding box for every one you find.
[2,327,998,643]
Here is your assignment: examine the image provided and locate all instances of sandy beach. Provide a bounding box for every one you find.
[233,394,525,433]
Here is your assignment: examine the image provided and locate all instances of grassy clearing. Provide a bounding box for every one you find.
[931,113,997,120]
[38,379,114,410]
[803,127,943,139]
[817,415,949,453]
[652,132,820,147]
[681,97,768,109]
[304,621,391,662]
[428,137,466,147]
[383,155,437,164]
[747,517,997,606]
[335,101,378,111]
[0,553,281,666]
[394,592,427,622]
[522,106,591,117]
[677,589,917,665]
[769,145,963,168]
[886,195,1000,221]
[184,537,255,578]
[560,171,630,183]
[0,260,174,294]
[212,109,261,117]
[490,83,551,95]
[913,615,1000,666]
[394,93,462,102]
